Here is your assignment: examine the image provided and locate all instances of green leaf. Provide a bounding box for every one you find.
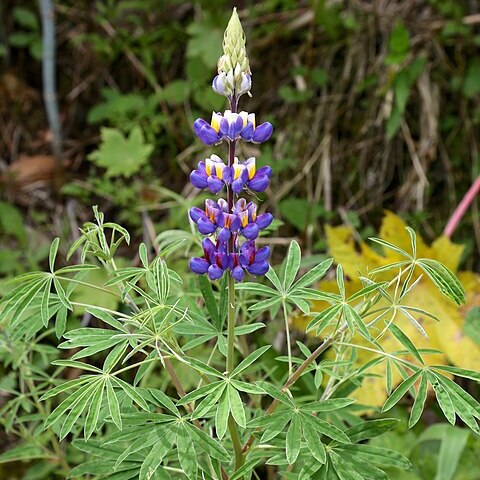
[40,377,92,400]
[435,425,470,480]
[53,277,72,310]
[198,275,220,329]
[229,459,262,480]
[112,378,150,411]
[215,389,229,440]
[139,427,176,480]
[176,425,197,479]
[409,373,428,428]
[303,414,351,444]
[429,372,456,425]
[185,423,230,461]
[266,266,283,292]
[84,380,105,439]
[344,304,370,339]
[148,389,179,416]
[55,305,68,339]
[382,370,422,412]
[432,365,480,383]
[177,381,223,405]
[41,276,53,327]
[106,379,122,430]
[306,304,342,333]
[0,444,54,464]
[284,240,301,291]
[369,237,412,259]
[49,237,60,273]
[336,264,345,299]
[185,357,223,378]
[303,398,356,413]
[345,418,400,443]
[417,258,466,305]
[338,444,412,470]
[192,384,226,419]
[88,126,154,178]
[286,414,302,464]
[464,306,480,345]
[293,258,333,290]
[389,323,424,364]
[303,419,326,464]
[234,282,278,296]
[247,296,281,312]
[228,384,246,428]
[231,345,270,377]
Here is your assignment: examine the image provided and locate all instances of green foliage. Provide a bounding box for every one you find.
[88,126,154,178]
[0,209,478,479]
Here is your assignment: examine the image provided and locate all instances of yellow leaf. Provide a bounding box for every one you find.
[294,213,480,409]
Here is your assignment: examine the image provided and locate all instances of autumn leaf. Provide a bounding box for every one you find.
[294,212,480,408]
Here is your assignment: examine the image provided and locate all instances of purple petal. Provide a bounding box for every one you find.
[232,178,244,194]
[256,166,272,178]
[219,118,229,136]
[208,264,224,280]
[252,122,273,143]
[232,266,245,282]
[247,260,269,276]
[255,213,273,230]
[190,257,209,274]
[223,166,233,183]
[207,176,224,194]
[233,116,244,137]
[240,122,254,141]
[197,125,221,145]
[189,207,205,223]
[255,246,270,262]
[242,223,259,240]
[247,174,270,192]
[190,170,208,189]
[197,218,217,235]
[218,227,231,242]
[193,118,208,136]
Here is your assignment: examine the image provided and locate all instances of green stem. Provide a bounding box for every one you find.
[226,272,244,469]
[227,274,236,374]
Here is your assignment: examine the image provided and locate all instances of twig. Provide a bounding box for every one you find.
[443,176,480,238]
[39,0,63,164]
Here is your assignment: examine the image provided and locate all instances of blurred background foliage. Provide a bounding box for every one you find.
[1,0,480,477]
[1,0,479,274]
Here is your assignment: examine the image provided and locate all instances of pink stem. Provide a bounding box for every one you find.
[444,176,480,238]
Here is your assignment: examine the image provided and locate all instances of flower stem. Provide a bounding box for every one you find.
[225,94,244,471]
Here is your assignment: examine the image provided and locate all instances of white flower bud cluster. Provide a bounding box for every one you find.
[212,8,252,99]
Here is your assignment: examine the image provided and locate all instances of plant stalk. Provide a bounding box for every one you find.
[225,95,244,470]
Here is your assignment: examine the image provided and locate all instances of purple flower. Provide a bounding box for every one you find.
[194,111,273,146]
[231,157,272,194]
[239,113,273,144]
[230,241,270,280]
[234,199,273,240]
[190,155,233,194]
[189,199,241,239]
[190,238,230,280]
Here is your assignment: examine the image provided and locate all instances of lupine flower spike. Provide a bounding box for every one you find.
[189,8,273,282]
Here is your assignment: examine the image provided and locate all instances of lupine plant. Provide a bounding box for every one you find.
[1,9,480,480]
